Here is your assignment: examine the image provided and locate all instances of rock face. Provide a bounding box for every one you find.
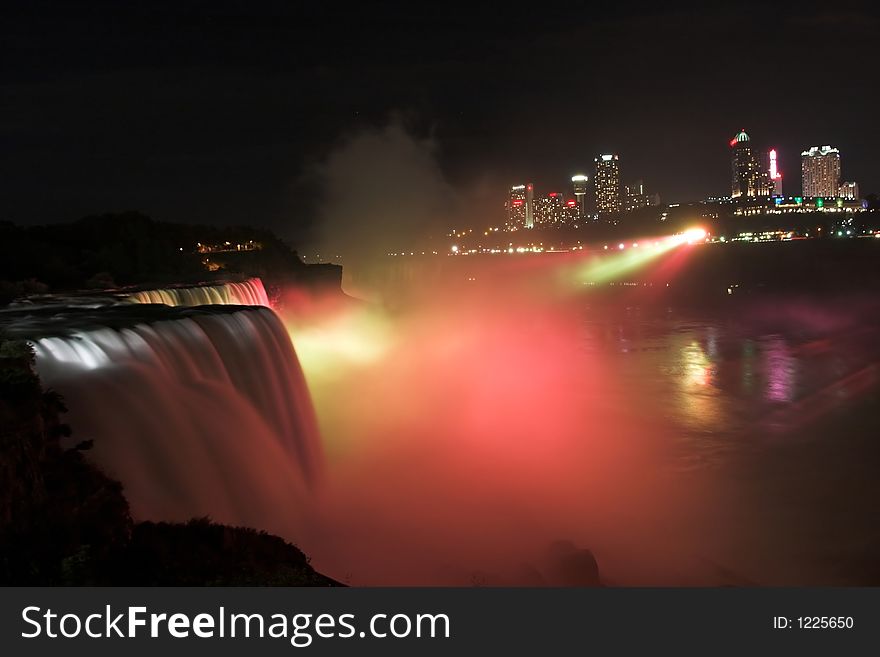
[555,549,601,587]
[546,540,602,587]
[0,335,337,586]
[110,519,339,586]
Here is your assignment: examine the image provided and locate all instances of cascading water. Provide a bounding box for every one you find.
[2,303,320,537]
[8,278,271,310]
[126,278,270,307]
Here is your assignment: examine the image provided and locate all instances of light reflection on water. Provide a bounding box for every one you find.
[576,308,876,470]
[763,336,796,403]
[574,306,880,585]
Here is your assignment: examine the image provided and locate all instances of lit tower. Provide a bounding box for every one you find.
[594,154,621,215]
[571,174,589,218]
[801,146,841,198]
[769,148,783,196]
[730,129,771,198]
[506,183,536,230]
[730,129,751,197]
[525,183,535,228]
[506,185,527,230]
[839,181,858,200]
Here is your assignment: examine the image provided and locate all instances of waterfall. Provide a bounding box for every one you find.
[11,304,320,535]
[126,278,270,307]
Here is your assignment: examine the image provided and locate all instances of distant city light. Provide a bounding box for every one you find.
[436,138,863,261]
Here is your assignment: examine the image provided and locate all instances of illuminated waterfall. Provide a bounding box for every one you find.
[20,305,320,534]
[126,278,270,307]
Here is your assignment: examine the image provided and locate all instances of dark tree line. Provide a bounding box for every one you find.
[0,212,316,304]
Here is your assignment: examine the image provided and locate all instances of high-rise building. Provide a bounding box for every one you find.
[506,184,526,230]
[594,154,621,215]
[801,146,841,197]
[839,181,859,200]
[564,197,578,225]
[571,174,589,218]
[623,179,660,212]
[506,183,535,230]
[525,183,534,228]
[534,192,568,227]
[769,148,783,196]
[624,180,643,197]
[730,129,772,198]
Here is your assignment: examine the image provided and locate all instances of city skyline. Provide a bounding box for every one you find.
[499,129,865,228]
[494,129,871,225]
[2,0,878,244]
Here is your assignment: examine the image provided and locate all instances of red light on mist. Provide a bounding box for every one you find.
[282,269,693,586]
[729,138,737,147]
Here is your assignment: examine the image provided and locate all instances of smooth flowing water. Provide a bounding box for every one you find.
[2,293,320,540]
[126,278,269,307]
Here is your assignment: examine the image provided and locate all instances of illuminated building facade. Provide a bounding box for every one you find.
[564,197,578,223]
[730,129,772,198]
[525,183,534,228]
[594,154,621,215]
[534,192,565,227]
[571,174,589,218]
[801,146,841,197]
[769,148,783,196]
[839,181,859,199]
[734,195,866,216]
[506,183,535,230]
[623,179,660,212]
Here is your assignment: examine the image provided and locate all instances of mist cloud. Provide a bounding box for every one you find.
[310,118,455,261]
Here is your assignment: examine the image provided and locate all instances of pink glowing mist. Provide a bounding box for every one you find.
[280,251,732,586]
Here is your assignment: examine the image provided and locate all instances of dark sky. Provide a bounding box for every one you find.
[2,0,878,243]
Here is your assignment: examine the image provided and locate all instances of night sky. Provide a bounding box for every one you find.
[2,0,878,244]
